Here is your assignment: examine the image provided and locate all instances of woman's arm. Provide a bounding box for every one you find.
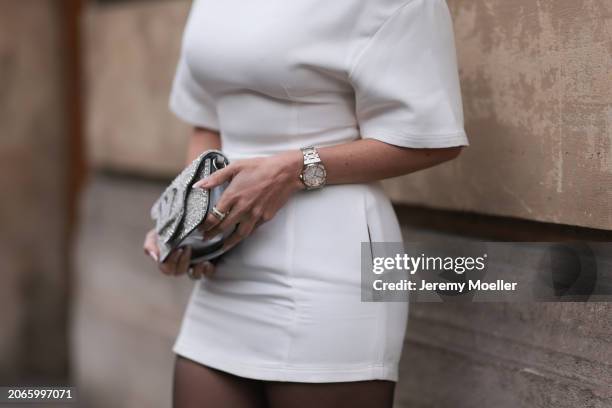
[186,126,222,163]
[196,138,464,247]
[315,138,462,185]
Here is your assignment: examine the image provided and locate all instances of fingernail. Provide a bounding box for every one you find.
[146,250,159,262]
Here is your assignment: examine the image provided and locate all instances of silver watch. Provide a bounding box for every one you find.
[299,146,327,190]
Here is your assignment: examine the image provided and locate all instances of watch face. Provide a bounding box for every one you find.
[303,163,327,188]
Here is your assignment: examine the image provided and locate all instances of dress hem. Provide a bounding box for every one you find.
[172,339,399,383]
[361,127,470,149]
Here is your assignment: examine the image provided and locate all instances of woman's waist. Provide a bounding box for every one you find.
[217,181,401,281]
[220,130,359,161]
[260,182,399,238]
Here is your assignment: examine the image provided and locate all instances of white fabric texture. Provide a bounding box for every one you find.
[170,0,468,382]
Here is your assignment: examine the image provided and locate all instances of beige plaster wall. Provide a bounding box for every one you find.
[0,0,70,382]
[84,0,191,176]
[384,0,612,230]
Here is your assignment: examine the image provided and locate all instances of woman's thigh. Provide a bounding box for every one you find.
[264,380,396,408]
[173,355,267,408]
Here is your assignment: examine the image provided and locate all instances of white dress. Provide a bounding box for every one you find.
[170,0,469,383]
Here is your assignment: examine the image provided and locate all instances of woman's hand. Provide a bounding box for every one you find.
[193,150,304,251]
[143,229,215,278]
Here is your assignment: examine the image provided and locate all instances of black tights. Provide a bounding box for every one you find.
[173,355,396,408]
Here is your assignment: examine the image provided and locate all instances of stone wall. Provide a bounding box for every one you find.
[384,0,612,231]
[0,0,70,383]
[71,175,191,407]
[84,0,191,176]
[396,290,612,407]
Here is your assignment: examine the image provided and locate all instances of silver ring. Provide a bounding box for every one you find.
[187,267,201,280]
[211,206,228,222]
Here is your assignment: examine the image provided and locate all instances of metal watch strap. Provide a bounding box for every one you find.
[301,146,321,165]
[299,146,326,190]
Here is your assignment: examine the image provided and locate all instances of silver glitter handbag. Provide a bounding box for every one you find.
[150,150,234,265]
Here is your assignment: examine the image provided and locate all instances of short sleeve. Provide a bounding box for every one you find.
[350,0,469,148]
[169,48,220,132]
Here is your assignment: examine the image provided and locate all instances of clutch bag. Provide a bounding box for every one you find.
[150,150,234,265]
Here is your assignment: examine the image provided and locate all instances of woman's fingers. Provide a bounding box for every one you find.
[195,164,242,233]
[144,229,214,279]
[175,246,192,276]
[203,262,216,277]
[222,218,257,252]
[192,261,215,279]
[159,248,183,276]
[199,202,231,234]
[198,184,238,233]
[193,163,237,190]
[205,203,246,238]
[191,262,206,279]
[143,229,160,262]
